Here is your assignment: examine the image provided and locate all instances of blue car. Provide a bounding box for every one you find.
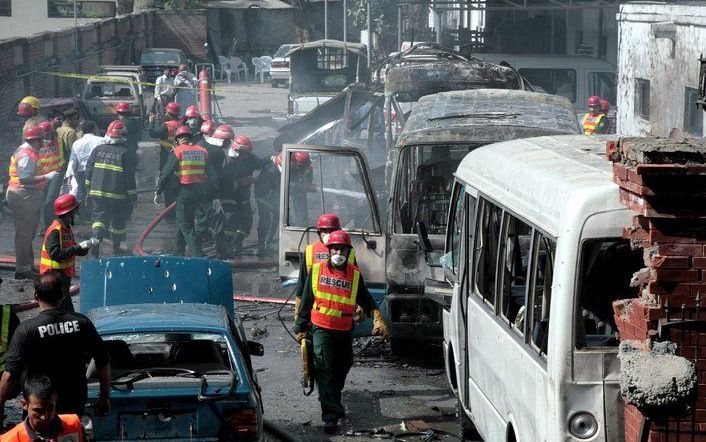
[79,257,264,441]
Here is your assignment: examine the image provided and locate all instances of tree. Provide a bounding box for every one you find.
[348,0,429,54]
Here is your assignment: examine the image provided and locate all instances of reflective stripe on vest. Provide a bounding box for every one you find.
[159,120,180,150]
[8,146,44,190]
[37,140,65,175]
[582,113,605,135]
[173,144,208,184]
[0,414,83,442]
[0,305,10,372]
[310,262,360,331]
[40,219,77,277]
[305,241,356,273]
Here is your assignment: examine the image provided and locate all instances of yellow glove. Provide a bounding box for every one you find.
[371,309,389,341]
[293,296,301,321]
[354,305,364,323]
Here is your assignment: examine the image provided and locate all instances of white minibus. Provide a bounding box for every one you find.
[421,134,642,441]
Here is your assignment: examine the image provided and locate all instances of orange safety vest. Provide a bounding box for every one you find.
[40,219,78,277]
[0,414,83,442]
[37,139,65,175]
[305,241,356,273]
[173,144,208,185]
[310,262,360,331]
[160,120,181,150]
[7,146,44,190]
[582,113,606,135]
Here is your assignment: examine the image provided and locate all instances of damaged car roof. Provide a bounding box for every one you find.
[398,89,581,146]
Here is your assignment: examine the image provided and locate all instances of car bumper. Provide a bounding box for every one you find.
[270,70,289,81]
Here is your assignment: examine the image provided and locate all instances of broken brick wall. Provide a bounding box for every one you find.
[610,137,706,442]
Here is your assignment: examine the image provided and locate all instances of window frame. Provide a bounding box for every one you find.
[445,182,466,282]
[635,78,651,119]
[683,86,703,136]
[527,231,556,359]
[517,67,578,103]
[0,0,10,17]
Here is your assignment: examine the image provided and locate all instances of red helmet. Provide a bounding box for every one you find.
[326,230,351,247]
[317,213,341,230]
[17,102,35,117]
[213,124,235,140]
[165,102,181,116]
[274,151,283,168]
[600,98,610,113]
[116,102,131,113]
[234,135,252,152]
[587,95,601,107]
[106,120,128,138]
[54,194,79,216]
[38,121,53,137]
[292,151,310,167]
[175,125,192,139]
[23,125,44,140]
[200,120,216,135]
[184,105,200,118]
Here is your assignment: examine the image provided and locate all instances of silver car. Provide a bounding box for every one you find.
[270,44,296,87]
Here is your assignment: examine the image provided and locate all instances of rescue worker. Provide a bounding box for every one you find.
[148,102,181,219]
[37,121,66,235]
[581,95,609,135]
[40,194,99,312]
[294,230,389,434]
[222,135,267,255]
[0,376,84,441]
[7,126,59,280]
[293,213,356,317]
[155,126,212,257]
[116,101,142,155]
[19,96,42,134]
[183,105,204,141]
[254,150,282,255]
[66,120,103,216]
[600,97,614,133]
[85,120,137,257]
[0,271,111,416]
[56,108,80,163]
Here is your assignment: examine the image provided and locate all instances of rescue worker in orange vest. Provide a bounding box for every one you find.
[581,95,609,135]
[600,97,614,134]
[18,96,43,137]
[294,230,389,434]
[7,127,59,280]
[293,213,357,318]
[0,376,83,441]
[37,121,66,236]
[40,195,98,312]
[148,101,182,219]
[182,105,204,141]
[154,126,213,256]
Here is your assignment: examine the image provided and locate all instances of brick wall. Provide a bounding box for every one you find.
[153,10,208,61]
[610,137,706,442]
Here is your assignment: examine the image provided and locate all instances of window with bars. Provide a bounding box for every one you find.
[47,0,115,18]
[0,0,10,16]
[316,48,348,70]
[635,78,650,119]
[684,87,703,136]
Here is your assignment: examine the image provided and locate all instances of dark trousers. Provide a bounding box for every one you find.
[40,173,64,232]
[175,184,206,256]
[312,326,353,422]
[91,198,129,251]
[255,193,278,250]
[58,273,74,312]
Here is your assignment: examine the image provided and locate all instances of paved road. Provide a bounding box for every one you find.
[0,82,464,441]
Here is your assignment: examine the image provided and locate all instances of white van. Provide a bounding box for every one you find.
[423,134,643,441]
[475,54,617,114]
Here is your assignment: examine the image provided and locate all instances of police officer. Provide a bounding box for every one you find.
[85,120,137,257]
[294,230,388,434]
[0,271,111,417]
[40,194,99,312]
[293,213,356,318]
[582,96,609,135]
[155,126,212,256]
[148,102,182,219]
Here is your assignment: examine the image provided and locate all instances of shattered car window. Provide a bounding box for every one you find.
[85,81,136,100]
[287,151,376,232]
[518,68,576,103]
[393,145,474,234]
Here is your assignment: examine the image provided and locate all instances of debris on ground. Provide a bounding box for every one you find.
[251,324,269,339]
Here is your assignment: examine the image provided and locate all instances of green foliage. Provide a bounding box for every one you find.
[348,0,429,51]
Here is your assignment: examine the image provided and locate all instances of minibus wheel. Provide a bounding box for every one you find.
[457,400,481,441]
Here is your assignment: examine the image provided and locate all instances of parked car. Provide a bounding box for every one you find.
[139,48,191,83]
[270,43,296,88]
[98,65,148,98]
[81,256,264,441]
[82,74,146,130]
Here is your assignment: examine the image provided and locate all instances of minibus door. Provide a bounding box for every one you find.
[278,144,387,303]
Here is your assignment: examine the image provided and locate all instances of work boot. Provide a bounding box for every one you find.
[324,420,337,435]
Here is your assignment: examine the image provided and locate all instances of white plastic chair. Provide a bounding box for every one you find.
[230,56,248,82]
[251,57,263,82]
[217,55,232,83]
[259,56,272,83]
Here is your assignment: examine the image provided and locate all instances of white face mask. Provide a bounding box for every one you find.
[321,233,330,244]
[228,149,240,158]
[187,118,200,129]
[330,254,346,266]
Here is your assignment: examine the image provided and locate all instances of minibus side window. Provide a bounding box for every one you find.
[473,198,502,308]
[529,233,556,358]
[498,213,533,337]
[576,238,642,348]
[447,183,466,277]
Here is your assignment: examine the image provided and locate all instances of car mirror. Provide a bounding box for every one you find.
[248,340,264,357]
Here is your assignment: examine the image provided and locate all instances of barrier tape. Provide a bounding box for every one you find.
[38,71,222,92]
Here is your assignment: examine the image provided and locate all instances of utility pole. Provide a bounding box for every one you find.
[343,0,347,44]
[73,0,79,95]
[366,0,371,66]
[397,4,402,51]
[324,0,329,39]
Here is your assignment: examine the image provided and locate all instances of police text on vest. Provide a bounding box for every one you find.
[38,321,80,338]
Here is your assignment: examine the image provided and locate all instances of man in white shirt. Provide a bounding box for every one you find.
[173,64,197,119]
[65,121,104,216]
[152,68,175,115]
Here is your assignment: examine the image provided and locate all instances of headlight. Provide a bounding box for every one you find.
[568,412,598,439]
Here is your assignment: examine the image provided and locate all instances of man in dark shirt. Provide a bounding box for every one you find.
[0,272,111,418]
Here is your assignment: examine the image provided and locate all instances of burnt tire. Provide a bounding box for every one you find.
[457,400,482,441]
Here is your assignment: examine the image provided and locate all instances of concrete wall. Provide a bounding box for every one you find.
[616,4,706,137]
[154,10,208,61]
